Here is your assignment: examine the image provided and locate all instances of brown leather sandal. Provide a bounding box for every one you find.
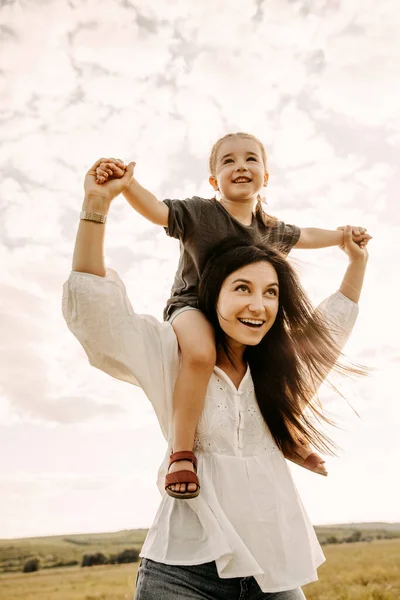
[165,450,200,499]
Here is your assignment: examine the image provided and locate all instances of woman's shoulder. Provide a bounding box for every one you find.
[64,268,179,351]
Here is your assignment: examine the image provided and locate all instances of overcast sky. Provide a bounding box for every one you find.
[0,0,399,539]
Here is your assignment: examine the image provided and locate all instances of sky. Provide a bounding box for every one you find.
[0,0,399,539]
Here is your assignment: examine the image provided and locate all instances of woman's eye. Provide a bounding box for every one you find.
[266,288,277,296]
[235,284,249,292]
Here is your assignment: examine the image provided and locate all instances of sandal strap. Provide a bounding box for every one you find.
[165,470,200,489]
[169,450,197,471]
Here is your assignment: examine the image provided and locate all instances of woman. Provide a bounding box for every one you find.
[63,159,368,599]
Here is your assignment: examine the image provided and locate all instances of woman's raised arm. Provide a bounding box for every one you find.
[338,224,369,304]
[72,159,135,276]
[63,159,174,439]
[314,225,369,351]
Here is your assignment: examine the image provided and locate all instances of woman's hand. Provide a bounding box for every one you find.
[339,224,369,263]
[338,225,369,303]
[84,158,135,204]
[337,225,372,249]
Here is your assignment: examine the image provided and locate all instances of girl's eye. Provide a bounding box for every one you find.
[223,158,233,164]
[235,284,249,292]
[247,156,257,161]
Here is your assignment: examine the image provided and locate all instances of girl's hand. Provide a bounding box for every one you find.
[84,158,135,203]
[96,158,126,184]
[337,225,372,249]
[339,224,369,262]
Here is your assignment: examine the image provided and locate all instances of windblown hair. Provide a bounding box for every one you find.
[208,132,278,228]
[198,236,364,456]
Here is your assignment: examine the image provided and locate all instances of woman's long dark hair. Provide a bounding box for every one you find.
[198,236,364,456]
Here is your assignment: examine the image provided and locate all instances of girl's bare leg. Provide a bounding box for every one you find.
[168,310,216,494]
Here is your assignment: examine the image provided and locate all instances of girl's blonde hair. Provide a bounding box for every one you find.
[208,132,277,227]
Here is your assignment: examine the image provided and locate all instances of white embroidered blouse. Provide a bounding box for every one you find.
[62,268,359,593]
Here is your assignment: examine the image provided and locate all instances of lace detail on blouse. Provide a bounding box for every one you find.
[193,372,278,456]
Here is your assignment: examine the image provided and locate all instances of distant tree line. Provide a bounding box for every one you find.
[19,529,399,573]
[22,548,140,573]
[82,548,140,567]
[320,529,399,545]
[23,557,80,572]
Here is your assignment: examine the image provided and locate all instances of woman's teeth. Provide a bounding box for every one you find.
[238,318,264,328]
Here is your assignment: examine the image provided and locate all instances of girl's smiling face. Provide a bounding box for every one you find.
[216,261,279,352]
[209,136,269,203]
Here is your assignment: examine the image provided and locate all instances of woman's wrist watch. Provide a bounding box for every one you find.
[80,210,107,224]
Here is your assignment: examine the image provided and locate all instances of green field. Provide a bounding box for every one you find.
[0,562,138,600]
[1,540,399,599]
[1,526,400,599]
[0,529,148,573]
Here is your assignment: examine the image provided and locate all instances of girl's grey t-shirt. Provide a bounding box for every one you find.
[162,197,300,320]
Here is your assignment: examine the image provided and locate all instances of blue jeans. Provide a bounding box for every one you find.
[134,558,306,600]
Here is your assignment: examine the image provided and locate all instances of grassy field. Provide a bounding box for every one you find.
[0,562,138,600]
[304,539,400,600]
[0,530,148,573]
[1,524,399,574]
[0,539,399,600]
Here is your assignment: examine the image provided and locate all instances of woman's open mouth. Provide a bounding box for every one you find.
[238,318,265,329]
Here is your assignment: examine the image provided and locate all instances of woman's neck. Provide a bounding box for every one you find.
[216,343,247,389]
[219,197,255,226]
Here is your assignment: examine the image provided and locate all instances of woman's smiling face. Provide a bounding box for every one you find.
[216,261,279,351]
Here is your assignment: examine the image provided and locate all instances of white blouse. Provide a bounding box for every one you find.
[62,268,359,593]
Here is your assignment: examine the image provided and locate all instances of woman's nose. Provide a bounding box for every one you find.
[248,295,265,313]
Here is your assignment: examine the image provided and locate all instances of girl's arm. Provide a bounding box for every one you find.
[295,226,371,250]
[123,178,169,226]
[95,158,168,226]
[295,227,343,249]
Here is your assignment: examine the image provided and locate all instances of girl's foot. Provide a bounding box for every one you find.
[302,452,328,476]
[285,444,328,476]
[165,451,200,499]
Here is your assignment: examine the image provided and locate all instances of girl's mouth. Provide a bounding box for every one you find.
[233,177,252,183]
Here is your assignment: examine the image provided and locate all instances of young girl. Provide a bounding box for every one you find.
[95,132,370,499]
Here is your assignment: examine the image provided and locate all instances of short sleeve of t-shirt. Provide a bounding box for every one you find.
[163,197,204,241]
[272,221,301,254]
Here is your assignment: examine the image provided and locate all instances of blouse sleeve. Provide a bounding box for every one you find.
[316,290,359,350]
[308,290,359,395]
[62,268,177,437]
